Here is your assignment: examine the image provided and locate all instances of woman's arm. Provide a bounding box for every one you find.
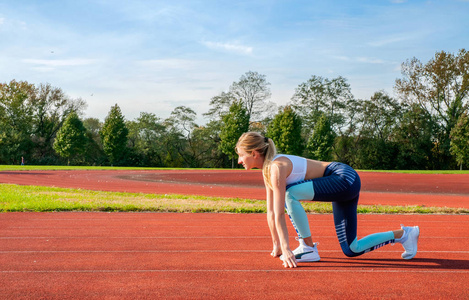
[265,186,281,257]
[269,162,297,268]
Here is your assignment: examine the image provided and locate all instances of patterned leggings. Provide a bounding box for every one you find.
[285,162,395,257]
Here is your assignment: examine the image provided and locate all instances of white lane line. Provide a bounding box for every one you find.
[2,269,468,274]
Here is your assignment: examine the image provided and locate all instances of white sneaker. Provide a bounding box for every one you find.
[280,238,320,262]
[399,225,419,260]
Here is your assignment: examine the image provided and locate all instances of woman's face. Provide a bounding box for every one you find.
[237,148,259,170]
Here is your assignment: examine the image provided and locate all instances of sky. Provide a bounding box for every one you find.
[1,0,468,124]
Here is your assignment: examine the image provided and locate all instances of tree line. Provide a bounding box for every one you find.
[1,49,468,170]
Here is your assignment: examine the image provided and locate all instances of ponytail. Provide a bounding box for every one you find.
[262,137,277,189]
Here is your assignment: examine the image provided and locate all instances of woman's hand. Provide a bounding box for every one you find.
[271,244,282,257]
[280,248,297,268]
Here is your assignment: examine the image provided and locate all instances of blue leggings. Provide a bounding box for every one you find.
[285,162,395,257]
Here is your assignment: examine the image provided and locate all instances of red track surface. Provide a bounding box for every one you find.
[1,213,468,299]
[0,169,468,298]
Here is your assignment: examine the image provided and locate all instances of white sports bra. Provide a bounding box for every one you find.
[272,154,307,185]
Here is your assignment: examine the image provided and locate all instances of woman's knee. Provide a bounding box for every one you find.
[341,241,362,257]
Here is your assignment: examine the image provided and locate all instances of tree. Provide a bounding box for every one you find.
[229,71,271,121]
[163,106,202,167]
[53,111,88,165]
[307,114,335,161]
[219,100,250,168]
[332,97,361,167]
[190,123,226,168]
[30,83,87,163]
[450,112,469,170]
[127,112,166,167]
[353,92,401,169]
[291,75,353,133]
[0,80,35,164]
[83,118,105,165]
[357,91,401,140]
[267,106,303,156]
[83,117,103,149]
[393,104,435,170]
[203,91,237,121]
[396,49,468,129]
[169,106,197,138]
[100,104,129,165]
[395,49,469,168]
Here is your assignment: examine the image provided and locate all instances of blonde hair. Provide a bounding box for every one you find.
[236,132,277,189]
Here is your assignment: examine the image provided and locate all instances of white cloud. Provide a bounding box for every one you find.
[202,41,253,55]
[368,35,413,47]
[331,55,351,61]
[331,55,389,65]
[0,17,27,30]
[22,58,98,67]
[356,57,386,64]
[137,58,198,70]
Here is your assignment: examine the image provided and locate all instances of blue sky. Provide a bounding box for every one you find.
[1,0,468,124]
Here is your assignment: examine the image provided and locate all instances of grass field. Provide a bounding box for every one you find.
[0,183,467,214]
[1,165,468,213]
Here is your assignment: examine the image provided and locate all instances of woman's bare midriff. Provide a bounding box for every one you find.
[304,159,331,180]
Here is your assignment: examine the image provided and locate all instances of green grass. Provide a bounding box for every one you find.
[0,184,265,213]
[1,166,467,214]
[0,184,467,214]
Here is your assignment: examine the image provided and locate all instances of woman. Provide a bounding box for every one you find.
[236,132,420,268]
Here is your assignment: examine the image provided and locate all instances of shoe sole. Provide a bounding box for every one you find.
[295,251,320,262]
[296,256,321,262]
[280,251,321,262]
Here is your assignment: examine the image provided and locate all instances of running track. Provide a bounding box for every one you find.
[0,170,468,299]
[1,213,468,299]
